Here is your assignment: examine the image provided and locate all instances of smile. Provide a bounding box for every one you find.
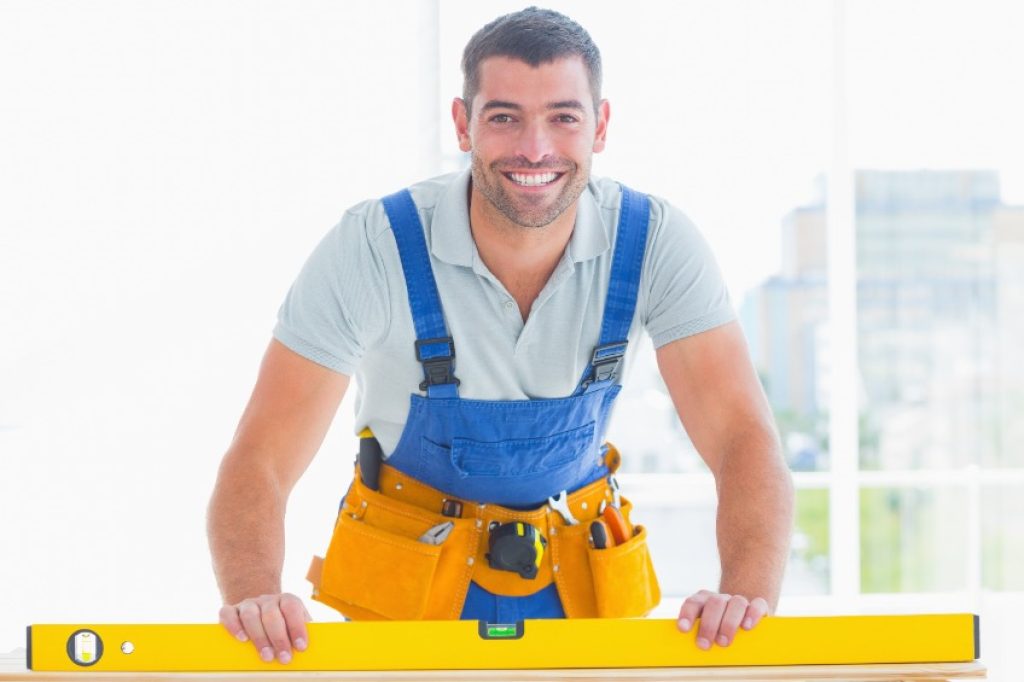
[503,171,564,187]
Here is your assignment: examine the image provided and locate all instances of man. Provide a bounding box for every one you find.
[208,6,793,666]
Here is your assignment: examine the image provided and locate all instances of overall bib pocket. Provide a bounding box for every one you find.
[420,422,599,505]
[424,422,596,478]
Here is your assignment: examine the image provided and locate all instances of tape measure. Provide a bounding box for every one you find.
[486,521,546,579]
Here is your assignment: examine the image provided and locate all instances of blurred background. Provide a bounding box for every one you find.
[1,0,1021,678]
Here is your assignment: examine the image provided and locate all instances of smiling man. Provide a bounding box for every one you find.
[208,6,793,666]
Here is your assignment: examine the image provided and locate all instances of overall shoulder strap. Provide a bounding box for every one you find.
[381,189,460,399]
[577,184,651,394]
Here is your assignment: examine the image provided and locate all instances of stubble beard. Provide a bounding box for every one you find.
[471,152,591,229]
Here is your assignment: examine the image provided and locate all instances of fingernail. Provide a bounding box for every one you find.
[278,651,291,664]
[260,647,274,663]
[678,618,691,631]
[696,637,711,650]
[295,638,307,651]
[236,632,248,642]
[743,618,753,630]
[717,635,729,646]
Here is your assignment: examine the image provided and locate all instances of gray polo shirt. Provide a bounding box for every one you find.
[273,169,735,457]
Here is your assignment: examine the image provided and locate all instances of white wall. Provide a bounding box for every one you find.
[0,0,441,647]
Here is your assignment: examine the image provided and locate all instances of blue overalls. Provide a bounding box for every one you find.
[375,184,651,622]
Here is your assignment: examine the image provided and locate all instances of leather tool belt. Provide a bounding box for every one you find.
[306,443,660,621]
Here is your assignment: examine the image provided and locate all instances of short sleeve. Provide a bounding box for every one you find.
[272,204,391,375]
[639,198,736,348]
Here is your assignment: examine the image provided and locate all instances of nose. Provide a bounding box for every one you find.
[516,119,556,164]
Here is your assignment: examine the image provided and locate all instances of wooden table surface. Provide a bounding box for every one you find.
[0,653,988,682]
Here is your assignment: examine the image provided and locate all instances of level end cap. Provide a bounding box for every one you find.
[973,613,980,660]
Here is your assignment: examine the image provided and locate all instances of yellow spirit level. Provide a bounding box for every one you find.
[26,614,979,672]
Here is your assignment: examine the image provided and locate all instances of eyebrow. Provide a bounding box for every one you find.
[479,99,587,113]
[547,100,586,111]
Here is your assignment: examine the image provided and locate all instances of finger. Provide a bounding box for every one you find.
[218,605,249,643]
[259,596,294,664]
[696,593,730,650]
[279,594,311,652]
[714,596,749,647]
[741,597,771,630]
[676,590,712,632]
[237,600,273,663]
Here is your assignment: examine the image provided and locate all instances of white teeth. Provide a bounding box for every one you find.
[508,172,558,186]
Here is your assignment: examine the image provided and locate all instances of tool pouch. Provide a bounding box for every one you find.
[310,470,478,621]
[310,458,660,620]
[550,496,661,618]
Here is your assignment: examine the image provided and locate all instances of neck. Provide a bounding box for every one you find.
[467,183,578,285]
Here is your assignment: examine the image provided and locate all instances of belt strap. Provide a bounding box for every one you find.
[358,457,619,536]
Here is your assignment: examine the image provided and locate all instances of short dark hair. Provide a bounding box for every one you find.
[461,7,602,115]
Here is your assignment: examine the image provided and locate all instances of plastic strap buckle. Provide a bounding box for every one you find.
[584,341,628,388]
[415,337,460,390]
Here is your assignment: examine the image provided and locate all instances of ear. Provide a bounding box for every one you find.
[592,99,610,153]
[452,97,472,153]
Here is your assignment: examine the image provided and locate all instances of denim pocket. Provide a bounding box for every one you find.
[424,421,596,479]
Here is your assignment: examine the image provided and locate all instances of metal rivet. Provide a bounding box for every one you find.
[395,483,403,490]
[550,526,558,536]
[553,565,560,572]
[467,557,475,566]
[121,642,134,655]
[581,502,588,510]
[475,519,483,528]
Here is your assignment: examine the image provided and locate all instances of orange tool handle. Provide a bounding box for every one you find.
[602,505,631,545]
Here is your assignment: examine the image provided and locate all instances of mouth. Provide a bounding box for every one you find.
[502,171,565,188]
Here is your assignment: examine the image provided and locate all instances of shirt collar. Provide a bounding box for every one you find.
[430,168,611,267]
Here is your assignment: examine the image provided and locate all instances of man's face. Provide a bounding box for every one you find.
[454,56,609,229]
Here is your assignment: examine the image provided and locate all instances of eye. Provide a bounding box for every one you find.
[555,114,579,123]
[489,114,514,124]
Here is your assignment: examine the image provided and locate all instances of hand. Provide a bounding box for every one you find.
[676,589,770,650]
[219,592,312,664]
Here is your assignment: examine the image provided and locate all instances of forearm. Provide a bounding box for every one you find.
[714,428,794,611]
[207,449,287,604]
